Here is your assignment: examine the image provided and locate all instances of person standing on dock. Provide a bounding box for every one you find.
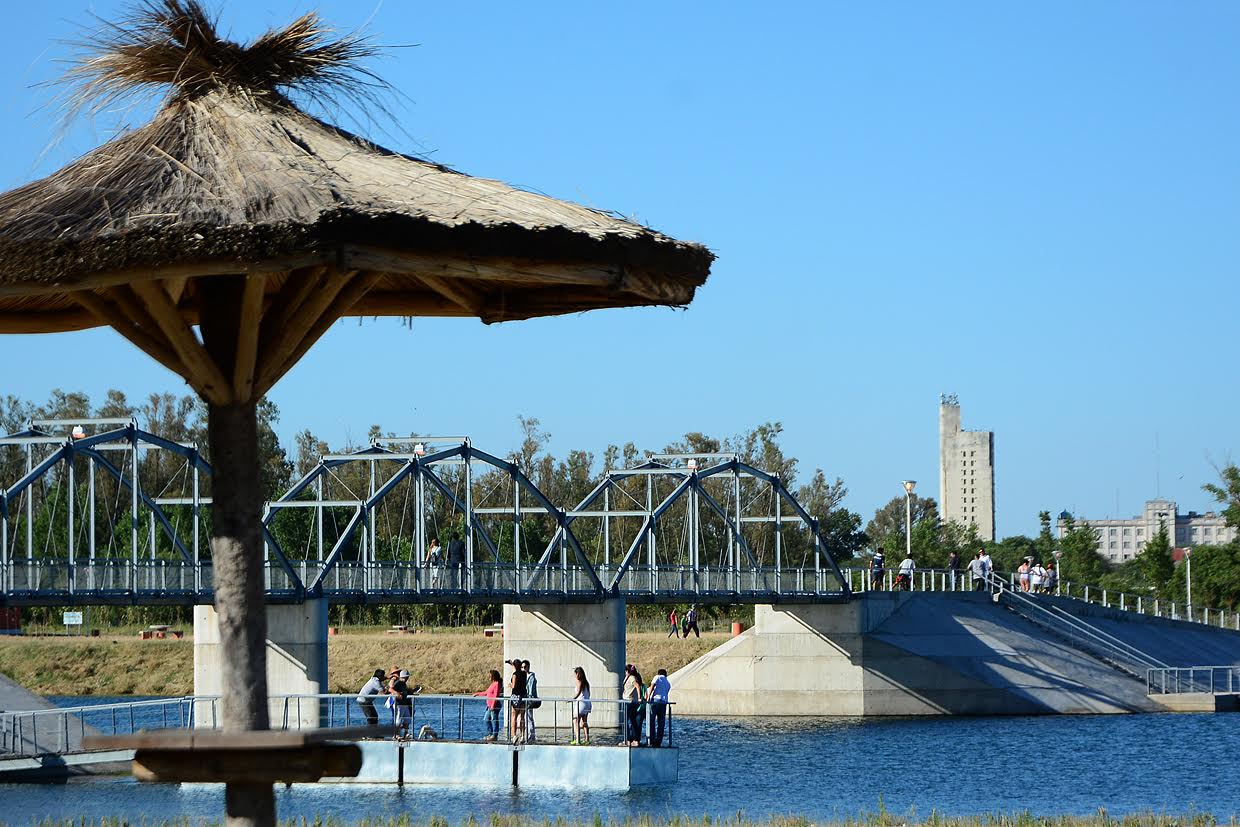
[870,547,886,591]
[522,659,539,743]
[623,664,646,746]
[571,666,592,745]
[356,668,386,726]
[507,659,528,744]
[390,669,414,740]
[683,605,700,639]
[667,607,680,638]
[648,668,672,747]
[473,669,502,741]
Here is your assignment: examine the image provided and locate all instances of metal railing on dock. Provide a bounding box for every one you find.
[1147,666,1240,696]
[0,693,673,759]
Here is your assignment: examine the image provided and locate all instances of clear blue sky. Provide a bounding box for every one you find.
[1,2,1237,536]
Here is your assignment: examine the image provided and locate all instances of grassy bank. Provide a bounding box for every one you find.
[0,629,726,696]
[7,812,1234,827]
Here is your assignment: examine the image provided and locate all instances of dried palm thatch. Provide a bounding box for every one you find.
[0,0,713,397]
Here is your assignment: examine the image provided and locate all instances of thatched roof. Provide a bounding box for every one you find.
[0,1,712,339]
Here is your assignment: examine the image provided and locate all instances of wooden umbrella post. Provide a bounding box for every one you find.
[200,276,274,827]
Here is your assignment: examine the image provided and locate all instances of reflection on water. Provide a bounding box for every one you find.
[5,706,1237,822]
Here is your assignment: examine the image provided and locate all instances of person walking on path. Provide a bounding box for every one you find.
[967,551,986,591]
[1030,560,1047,594]
[1044,561,1059,595]
[648,668,672,747]
[522,659,539,743]
[667,607,680,638]
[473,669,502,741]
[979,546,994,587]
[1018,558,1031,592]
[622,664,645,746]
[683,606,700,639]
[871,548,886,591]
[507,659,528,744]
[897,553,915,591]
[571,666,592,745]
[947,550,961,589]
[356,668,385,726]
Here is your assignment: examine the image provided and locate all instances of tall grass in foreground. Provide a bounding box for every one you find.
[14,811,1238,827]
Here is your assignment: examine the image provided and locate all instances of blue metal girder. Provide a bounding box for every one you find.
[693,480,761,568]
[76,448,194,565]
[606,474,695,591]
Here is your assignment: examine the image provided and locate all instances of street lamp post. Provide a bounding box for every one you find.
[1053,549,1063,595]
[902,480,917,561]
[1185,546,1193,620]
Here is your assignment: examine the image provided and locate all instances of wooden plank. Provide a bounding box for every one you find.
[231,272,269,402]
[348,290,475,317]
[130,281,234,405]
[255,271,382,396]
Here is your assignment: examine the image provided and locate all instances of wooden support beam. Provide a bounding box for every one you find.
[130,280,234,405]
[255,271,382,397]
[0,309,98,333]
[257,266,325,347]
[348,290,475,317]
[254,269,351,390]
[72,290,192,382]
[418,274,485,313]
[231,273,268,401]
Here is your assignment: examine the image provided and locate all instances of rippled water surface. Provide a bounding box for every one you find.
[4,703,1238,823]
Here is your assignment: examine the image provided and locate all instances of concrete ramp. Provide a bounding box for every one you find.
[670,592,1240,716]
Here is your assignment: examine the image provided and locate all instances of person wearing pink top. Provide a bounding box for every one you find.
[473,669,502,741]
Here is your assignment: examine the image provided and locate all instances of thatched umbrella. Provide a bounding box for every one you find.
[0,1,710,823]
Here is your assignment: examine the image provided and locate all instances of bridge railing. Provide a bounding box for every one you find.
[1146,666,1240,696]
[0,697,196,758]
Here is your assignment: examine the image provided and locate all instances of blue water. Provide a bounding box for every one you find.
[3,701,1238,823]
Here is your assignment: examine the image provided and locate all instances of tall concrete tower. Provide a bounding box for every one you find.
[938,395,996,541]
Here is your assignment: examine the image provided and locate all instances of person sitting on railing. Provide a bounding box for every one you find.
[356,668,385,726]
[472,669,502,742]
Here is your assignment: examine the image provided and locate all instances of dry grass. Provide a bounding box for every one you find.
[0,629,730,697]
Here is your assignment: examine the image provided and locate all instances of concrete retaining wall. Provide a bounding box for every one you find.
[671,592,1240,716]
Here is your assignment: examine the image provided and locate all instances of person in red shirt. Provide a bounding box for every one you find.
[473,669,502,741]
[667,608,680,638]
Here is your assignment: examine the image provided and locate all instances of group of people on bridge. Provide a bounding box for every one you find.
[867,545,1059,594]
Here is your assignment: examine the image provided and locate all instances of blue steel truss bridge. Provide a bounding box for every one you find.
[0,421,850,606]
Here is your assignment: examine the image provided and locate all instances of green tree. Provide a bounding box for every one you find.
[1203,463,1240,529]
[1136,519,1175,597]
[865,493,938,557]
[1057,514,1110,584]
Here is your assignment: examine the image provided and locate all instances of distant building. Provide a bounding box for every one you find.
[1057,499,1238,564]
[938,395,996,541]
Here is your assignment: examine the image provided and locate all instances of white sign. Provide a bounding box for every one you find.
[62,611,83,626]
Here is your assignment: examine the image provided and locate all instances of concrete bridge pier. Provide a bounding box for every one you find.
[194,599,329,728]
[503,599,626,728]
